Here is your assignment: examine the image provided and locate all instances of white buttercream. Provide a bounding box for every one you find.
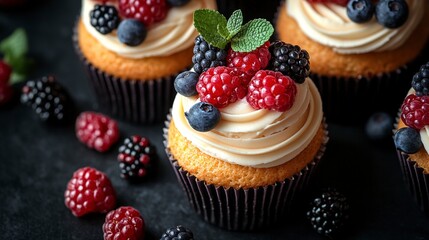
[171,79,324,168]
[81,0,217,58]
[286,0,424,54]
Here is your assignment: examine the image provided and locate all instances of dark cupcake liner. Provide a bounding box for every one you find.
[163,114,328,231]
[72,21,181,124]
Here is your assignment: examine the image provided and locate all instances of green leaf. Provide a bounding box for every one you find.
[231,19,274,52]
[194,9,228,49]
[10,72,27,84]
[217,24,229,39]
[0,28,28,58]
[226,10,243,39]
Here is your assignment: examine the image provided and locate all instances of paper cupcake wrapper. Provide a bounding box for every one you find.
[163,114,328,231]
[73,21,180,123]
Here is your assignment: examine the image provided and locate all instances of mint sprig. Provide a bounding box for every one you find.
[0,28,32,84]
[193,9,274,52]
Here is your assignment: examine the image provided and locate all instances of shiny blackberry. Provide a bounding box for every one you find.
[412,62,429,96]
[90,4,120,34]
[160,225,194,240]
[21,76,72,123]
[192,35,227,74]
[269,41,310,84]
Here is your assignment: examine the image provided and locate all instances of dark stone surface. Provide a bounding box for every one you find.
[0,1,429,239]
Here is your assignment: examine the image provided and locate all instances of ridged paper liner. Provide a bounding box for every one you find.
[163,114,328,231]
[73,21,180,123]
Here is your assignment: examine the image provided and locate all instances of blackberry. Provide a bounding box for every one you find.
[192,35,227,74]
[118,135,156,181]
[269,41,310,84]
[307,189,350,238]
[412,62,429,96]
[90,4,119,35]
[160,225,194,240]
[21,76,72,123]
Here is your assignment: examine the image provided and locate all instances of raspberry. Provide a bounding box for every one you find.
[192,35,227,74]
[246,70,297,112]
[160,225,194,240]
[75,111,120,152]
[401,94,429,130]
[119,0,168,27]
[307,0,349,6]
[90,4,120,35]
[64,167,116,217]
[118,135,156,181]
[412,62,429,96]
[103,206,145,240]
[0,60,12,84]
[227,41,271,81]
[196,66,247,108]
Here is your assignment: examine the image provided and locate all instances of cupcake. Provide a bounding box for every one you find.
[394,62,429,215]
[164,9,328,230]
[276,0,429,123]
[75,0,217,123]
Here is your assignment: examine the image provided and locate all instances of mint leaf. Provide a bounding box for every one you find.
[0,28,28,58]
[231,19,274,52]
[217,24,229,39]
[226,10,243,39]
[194,9,228,49]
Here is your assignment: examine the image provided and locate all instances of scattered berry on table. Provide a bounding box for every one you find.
[247,70,297,112]
[103,206,145,240]
[306,0,349,7]
[0,82,13,106]
[196,66,247,108]
[347,0,374,23]
[119,0,168,27]
[174,71,199,97]
[365,112,393,140]
[21,76,72,123]
[160,225,194,240]
[307,188,350,238]
[400,94,429,130]
[375,0,408,29]
[412,62,429,96]
[394,127,422,154]
[64,167,116,217]
[117,19,147,46]
[166,0,190,7]
[118,135,156,181]
[90,4,120,35]
[192,35,227,74]
[75,111,120,152]
[227,41,270,82]
[185,102,221,132]
[269,41,310,84]
[0,60,12,84]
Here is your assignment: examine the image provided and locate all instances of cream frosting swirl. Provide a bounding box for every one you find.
[171,79,324,168]
[81,0,217,58]
[286,0,424,54]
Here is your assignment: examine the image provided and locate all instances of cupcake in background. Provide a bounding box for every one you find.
[75,0,217,123]
[165,9,328,230]
[276,0,429,124]
[394,61,429,215]
[216,0,280,22]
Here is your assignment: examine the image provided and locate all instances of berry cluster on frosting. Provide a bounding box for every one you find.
[395,62,429,154]
[89,0,191,46]
[174,9,311,132]
[307,0,409,29]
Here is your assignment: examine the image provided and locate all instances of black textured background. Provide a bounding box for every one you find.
[1,1,429,239]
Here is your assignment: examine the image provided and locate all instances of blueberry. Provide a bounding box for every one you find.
[174,71,199,97]
[117,19,147,46]
[347,0,374,23]
[166,0,190,7]
[394,127,422,154]
[365,112,393,140]
[375,0,409,29]
[185,102,221,132]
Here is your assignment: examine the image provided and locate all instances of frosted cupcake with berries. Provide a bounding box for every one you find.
[164,9,328,230]
[75,0,217,123]
[275,0,429,123]
[394,62,429,215]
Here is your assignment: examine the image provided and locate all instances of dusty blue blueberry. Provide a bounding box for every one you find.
[185,102,220,132]
[375,0,408,28]
[174,71,199,97]
[117,19,147,46]
[365,112,393,140]
[394,127,422,154]
[347,0,374,23]
[167,0,190,7]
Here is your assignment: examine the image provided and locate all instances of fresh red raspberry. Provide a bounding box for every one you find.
[307,0,348,6]
[119,0,168,27]
[401,94,429,130]
[75,111,120,152]
[0,82,13,106]
[0,60,12,84]
[246,70,297,112]
[103,206,145,240]
[64,167,116,217]
[227,41,271,82]
[196,66,248,108]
